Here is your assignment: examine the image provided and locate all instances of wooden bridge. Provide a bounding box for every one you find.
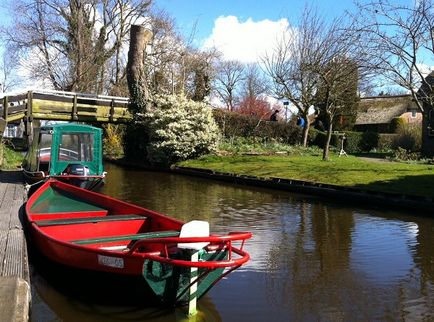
[0,90,132,138]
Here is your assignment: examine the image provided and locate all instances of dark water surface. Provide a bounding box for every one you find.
[30,163,434,322]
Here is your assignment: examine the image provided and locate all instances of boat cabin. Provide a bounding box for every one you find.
[23,123,104,189]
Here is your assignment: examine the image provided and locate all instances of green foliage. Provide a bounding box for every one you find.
[311,130,396,153]
[213,109,302,144]
[391,147,421,161]
[103,124,125,158]
[143,94,220,165]
[390,117,406,133]
[377,134,395,151]
[1,143,24,169]
[218,137,322,156]
[359,131,379,152]
[391,123,421,156]
[124,122,149,161]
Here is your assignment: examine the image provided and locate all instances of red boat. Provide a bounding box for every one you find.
[26,179,252,308]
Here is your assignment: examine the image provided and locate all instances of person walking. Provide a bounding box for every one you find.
[270,110,279,121]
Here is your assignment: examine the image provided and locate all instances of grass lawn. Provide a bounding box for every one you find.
[1,145,24,170]
[179,155,434,199]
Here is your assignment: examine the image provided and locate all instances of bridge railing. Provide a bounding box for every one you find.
[0,90,132,124]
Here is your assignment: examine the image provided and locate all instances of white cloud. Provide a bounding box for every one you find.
[203,16,290,63]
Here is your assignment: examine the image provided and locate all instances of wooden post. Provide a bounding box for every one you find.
[187,251,199,317]
[3,96,8,122]
[72,95,78,120]
[24,91,33,147]
[109,99,115,123]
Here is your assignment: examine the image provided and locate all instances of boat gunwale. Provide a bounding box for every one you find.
[26,178,252,271]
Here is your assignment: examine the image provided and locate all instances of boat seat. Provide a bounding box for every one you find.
[36,214,146,227]
[71,230,180,245]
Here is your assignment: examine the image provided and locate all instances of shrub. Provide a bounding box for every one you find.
[377,134,396,151]
[124,122,149,161]
[390,117,406,133]
[359,131,379,152]
[310,130,394,153]
[144,94,221,165]
[103,124,125,158]
[213,109,302,144]
[392,123,421,152]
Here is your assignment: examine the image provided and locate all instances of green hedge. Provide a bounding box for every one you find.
[310,129,396,153]
[213,109,302,144]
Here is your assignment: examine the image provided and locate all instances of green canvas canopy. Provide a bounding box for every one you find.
[42,123,103,176]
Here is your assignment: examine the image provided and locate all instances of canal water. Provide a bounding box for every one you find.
[30,162,434,322]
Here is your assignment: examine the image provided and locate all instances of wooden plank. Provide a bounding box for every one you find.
[1,184,16,209]
[6,94,28,102]
[8,104,27,114]
[33,93,73,103]
[77,106,98,113]
[6,114,26,123]
[2,229,25,277]
[33,92,128,107]
[9,199,23,230]
[36,214,145,226]
[71,230,180,245]
[0,182,8,206]
[0,230,7,273]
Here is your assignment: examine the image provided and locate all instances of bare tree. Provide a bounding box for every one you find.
[354,0,434,112]
[315,57,360,160]
[4,0,151,93]
[241,64,268,100]
[186,48,219,102]
[0,49,20,93]
[263,7,325,147]
[214,60,245,111]
[144,10,183,95]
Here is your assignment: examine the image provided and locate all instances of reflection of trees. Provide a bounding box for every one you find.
[101,163,434,320]
[265,201,383,320]
[412,222,434,286]
[101,163,283,226]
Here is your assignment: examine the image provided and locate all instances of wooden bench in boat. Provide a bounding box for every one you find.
[70,230,180,245]
[36,214,146,227]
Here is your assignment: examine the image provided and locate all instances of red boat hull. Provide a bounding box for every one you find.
[26,179,252,305]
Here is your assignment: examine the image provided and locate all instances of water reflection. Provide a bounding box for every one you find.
[30,163,434,321]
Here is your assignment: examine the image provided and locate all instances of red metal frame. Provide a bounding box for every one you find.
[129,232,252,268]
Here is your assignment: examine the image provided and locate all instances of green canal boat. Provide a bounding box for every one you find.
[23,123,105,190]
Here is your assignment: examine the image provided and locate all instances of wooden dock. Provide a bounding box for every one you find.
[0,170,30,322]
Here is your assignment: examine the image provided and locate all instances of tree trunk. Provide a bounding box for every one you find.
[127,25,153,114]
[323,117,333,161]
[301,117,310,147]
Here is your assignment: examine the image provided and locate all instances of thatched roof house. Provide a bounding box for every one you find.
[418,71,434,155]
[354,94,421,132]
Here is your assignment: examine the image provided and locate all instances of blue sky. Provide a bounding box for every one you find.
[151,1,358,63]
[153,0,356,42]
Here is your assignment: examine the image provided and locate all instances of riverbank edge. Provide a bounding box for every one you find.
[106,158,434,214]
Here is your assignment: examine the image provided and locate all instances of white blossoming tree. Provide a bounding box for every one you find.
[144,94,220,165]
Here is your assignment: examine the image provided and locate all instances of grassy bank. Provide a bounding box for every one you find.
[179,155,434,199]
[1,145,24,170]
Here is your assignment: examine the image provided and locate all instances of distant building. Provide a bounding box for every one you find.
[354,94,421,133]
[3,121,24,138]
[418,72,434,156]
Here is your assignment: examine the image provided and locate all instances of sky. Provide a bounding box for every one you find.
[153,0,357,63]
